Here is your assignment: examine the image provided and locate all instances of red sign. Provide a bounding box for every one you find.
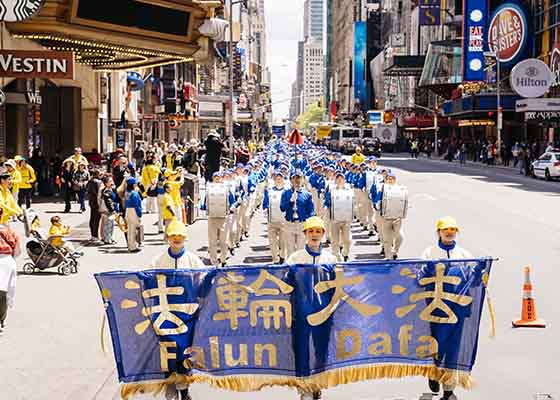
[488,5,526,63]
[0,50,74,79]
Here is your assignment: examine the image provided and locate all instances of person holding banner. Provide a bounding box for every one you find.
[263,170,287,264]
[421,216,473,400]
[280,170,315,257]
[152,219,205,270]
[323,172,353,262]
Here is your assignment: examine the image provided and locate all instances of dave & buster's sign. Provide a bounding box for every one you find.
[487,3,528,65]
[0,50,74,79]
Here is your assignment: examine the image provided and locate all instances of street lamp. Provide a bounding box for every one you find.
[228,0,248,161]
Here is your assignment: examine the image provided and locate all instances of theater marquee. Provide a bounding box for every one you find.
[0,50,74,79]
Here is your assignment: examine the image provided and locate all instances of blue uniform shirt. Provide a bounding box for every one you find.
[280,188,315,222]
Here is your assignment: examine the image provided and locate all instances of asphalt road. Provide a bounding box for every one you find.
[1,156,558,400]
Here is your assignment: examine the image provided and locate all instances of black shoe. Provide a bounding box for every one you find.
[312,391,322,400]
[229,248,235,256]
[130,248,141,253]
[235,242,241,248]
[442,391,457,400]
[244,232,249,238]
[393,254,398,260]
[429,379,441,393]
[179,388,192,400]
[221,262,226,268]
[368,231,374,237]
[343,256,349,262]
[279,257,285,264]
[380,249,385,256]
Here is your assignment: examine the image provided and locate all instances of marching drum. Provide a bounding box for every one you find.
[380,185,408,219]
[207,183,229,218]
[267,190,284,224]
[331,189,354,223]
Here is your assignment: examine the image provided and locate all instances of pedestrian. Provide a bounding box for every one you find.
[0,220,21,336]
[421,216,474,400]
[204,130,225,182]
[182,140,200,176]
[165,168,185,223]
[323,172,353,262]
[133,143,145,173]
[201,172,235,267]
[0,170,22,225]
[545,141,554,153]
[15,157,36,209]
[72,162,90,213]
[286,216,336,400]
[123,177,143,253]
[70,147,88,167]
[98,176,118,245]
[280,170,315,256]
[141,157,160,214]
[263,170,287,264]
[161,183,178,239]
[351,146,366,165]
[459,143,467,165]
[512,142,520,167]
[4,160,21,205]
[86,169,102,242]
[60,159,75,213]
[518,146,526,175]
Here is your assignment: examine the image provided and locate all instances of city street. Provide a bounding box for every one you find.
[1,156,558,400]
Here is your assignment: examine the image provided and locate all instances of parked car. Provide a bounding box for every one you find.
[362,138,382,157]
[531,151,560,181]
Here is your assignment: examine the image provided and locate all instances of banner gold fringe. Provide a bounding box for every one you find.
[120,364,473,399]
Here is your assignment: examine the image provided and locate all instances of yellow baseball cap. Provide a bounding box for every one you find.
[303,216,326,232]
[436,216,459,231]
[166,219,188,238]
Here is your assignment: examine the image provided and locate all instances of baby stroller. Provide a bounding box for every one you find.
[21,209,80,276]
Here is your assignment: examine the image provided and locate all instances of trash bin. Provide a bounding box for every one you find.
[182,173,200,225]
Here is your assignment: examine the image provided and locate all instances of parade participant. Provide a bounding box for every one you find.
[292,151,307,171]
[152,220,205,270]
[164,144,179,170]
[72,162,90,213]
[323,172,353,262]
[374,172,405,259]
[365,157,379,236]
[123,177,143,253]
[70,147,88,167]
[0,170,22,225]
[165,168,185,224]
[263,170,287,264]
[0,220,21,335]
[98,176,118,245]
[4,160,21,204]
[238,166,255,240]
[421,217,473,400]
[370,168,388,252]
[161,183,178,238]
[286,216,336,400]
[351,146,366,165]
[86,169,102,242]
[141,157,161,214]
[156,172,167,234]
[354,163,368,229]
[222,170,241,255]
[280,170,315,256]
[201,172,236,267]
[16,157,36,209]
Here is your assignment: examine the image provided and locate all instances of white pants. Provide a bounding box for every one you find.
[225,212,236,249]
[157,194,165,232]
[323,210,331,241]
[330,221,351,261]
[364,194,375,231]
[375,211,384,242]
[379,217,403,258]
[284,222,305,257]
[125,208,141,251]
[239,199,250,235]
[268,222,285,263]
[145,196,157,214]
[173,204,183,224]
[208,217,228,265]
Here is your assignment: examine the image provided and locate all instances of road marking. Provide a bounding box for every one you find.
[412,193,437,201]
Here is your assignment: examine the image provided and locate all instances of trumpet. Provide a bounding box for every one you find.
[291,189,299,221]
[114,213,128,233]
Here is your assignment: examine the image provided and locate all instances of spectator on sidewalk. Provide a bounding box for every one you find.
[124,177,143,253]
[0,221,21,336]
[512,142,520,167]
[16,157,36,209]
[133,143,145,173]
[72,163,90,213]
[86,169,102,242]
[459,143,467,165]
[545,142,555,152]
[99,176,118,245]
[60,159,75,213]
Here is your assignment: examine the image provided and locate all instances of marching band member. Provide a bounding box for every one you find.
[201,172,236,267]
[364,157,379,235]
[421,216,473,400]
[370,168,388,252]
[323,172,353,262]
[124,177,143,253]
[263,170,287,264]
[238,166,254,241]
[280,170,315,256]
[286,216,336,400]
[374,172,406,259]
[223,170,241,255]
[354,163,368,229]
[322,167,336,243]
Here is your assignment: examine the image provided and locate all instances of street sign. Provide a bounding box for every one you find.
[516,98,560,112]
[0,90,5,107]
[510,59,553,98]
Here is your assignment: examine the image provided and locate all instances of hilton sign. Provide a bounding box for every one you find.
[0,50,74,80]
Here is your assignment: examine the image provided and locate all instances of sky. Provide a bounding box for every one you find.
[265,0,306,122]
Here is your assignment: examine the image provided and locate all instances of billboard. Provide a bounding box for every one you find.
[354,21,367,111]
[462,0,488,82]
[487,2,529,67]
[419,0,441,26]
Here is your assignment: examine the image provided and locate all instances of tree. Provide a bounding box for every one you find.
[296,104,326,130]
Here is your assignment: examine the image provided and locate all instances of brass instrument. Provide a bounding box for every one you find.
[114,213,128,233]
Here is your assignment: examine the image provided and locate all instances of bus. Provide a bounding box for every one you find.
[328,126,361,154]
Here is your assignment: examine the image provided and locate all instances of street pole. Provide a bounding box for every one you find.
[228,0,235,161]
[434,111,439,154]
[496,15,502,161]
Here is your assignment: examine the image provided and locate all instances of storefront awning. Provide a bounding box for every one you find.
[442,93,521,118]
[384,56,426,77]
[419,40,462,98]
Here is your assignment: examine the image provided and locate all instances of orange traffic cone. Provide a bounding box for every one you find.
[512,266,546,328]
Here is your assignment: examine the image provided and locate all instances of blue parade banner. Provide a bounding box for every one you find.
[95,259,493,394]
[462,0,488,82]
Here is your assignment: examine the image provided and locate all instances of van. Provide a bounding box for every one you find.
[328,126,361,154]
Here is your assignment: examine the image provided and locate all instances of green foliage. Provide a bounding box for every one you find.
[296,104,326,130]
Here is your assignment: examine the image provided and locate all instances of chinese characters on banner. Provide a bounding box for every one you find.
[95,259,492,392]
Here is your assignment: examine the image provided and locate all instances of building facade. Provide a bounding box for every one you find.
[303,40,324,111]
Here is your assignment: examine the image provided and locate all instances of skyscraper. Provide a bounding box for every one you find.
[304,0,324,42]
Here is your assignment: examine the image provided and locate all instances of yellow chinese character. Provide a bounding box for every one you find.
[248,269,294,296]
[250,300,292,330]
[212,272,249,330]
[307,266,383,326]
[133,274,199,336]
[394,263,473,324]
